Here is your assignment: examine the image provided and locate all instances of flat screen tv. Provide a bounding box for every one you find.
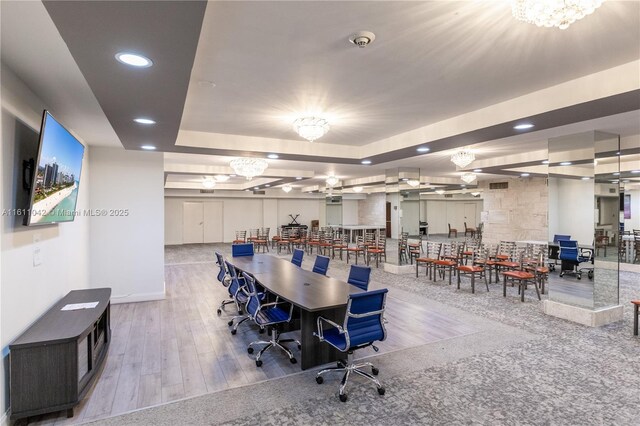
[25,111,85,225]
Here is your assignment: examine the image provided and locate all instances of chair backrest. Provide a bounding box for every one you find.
[558,239,579,260]
[343,288,388,348]
[347,265,372,291]
[553,234,571,243]
[312,255,330,275]
[224,260,244,297]
[291,248,304,267]
[241,271,261,318]
[425,241,442,259]
[448,223,453,231]
[234,230,246,242]
[215,252,227,284]
[249,228,259,238]
[232,243,254,257]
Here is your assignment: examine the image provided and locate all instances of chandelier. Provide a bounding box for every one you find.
[229,158,268,180]
[461,173,477,184]
[451,149,475,168]
[202,177,216,189]
[511,0,603,30]
[407,179,420,188]
[293,117,330,142]
[281,184,292,193]
[325,176,339,187]
[352,186,364,193]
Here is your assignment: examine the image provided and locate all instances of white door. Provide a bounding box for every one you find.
[183,202,204,244]
[203,202,224,243]
[464,203,477,227]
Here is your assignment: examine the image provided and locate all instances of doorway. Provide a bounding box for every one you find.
[182,201,223,243]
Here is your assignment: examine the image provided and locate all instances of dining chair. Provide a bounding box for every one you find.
[314,288,388,402]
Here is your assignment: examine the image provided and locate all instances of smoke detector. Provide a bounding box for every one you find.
[349,31,376,48]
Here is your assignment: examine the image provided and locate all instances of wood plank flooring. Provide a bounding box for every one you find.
[32,251,476,425]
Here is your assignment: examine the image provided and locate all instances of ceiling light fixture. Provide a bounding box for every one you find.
[511,0,603,30]
[416,147,430,153]
[115,52,153,67]
[352,186,364,193]
[296,177,303,180]
[542,160,550,164]
[348,30,376,48]
[473,169,483,173]
[229,158,268,180]
[325,176,339,187]
[202,178,216,189]
[215,175,230,182]
[140,145,156,150]
[265,184,271,187]
[267,154,279,159]
[134,118,156,125]
[521,173,530,177]
[461,173,477,184]
[407,179,420,188]
[282,184,292,193]
[361,160,372,165]
[513,123,534,130]
[560,161,572,166]
[451,149,475,168]
[435,189,446,195]
[471,192,481,196]
[632,170,640,174]
[581,177,591,180]
[292,117,330,142]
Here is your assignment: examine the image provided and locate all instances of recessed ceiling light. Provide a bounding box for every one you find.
[140,145,156,150]
[560,161,572,166]
[265,184,271,187]
[632,170,640,173]
[361,160,372,165]
[416,147,430,153]
[513,123,534,130]
[521,173,530,177]
[610,180,619,183]
[401,178,409,181]
[461,184,466,187]
[473,169,483,173]
[267,154,279,159]
[215,175,230,182]
[244,189,250,192]
[622,179,630,183]
[133,118,156,125]
[254,186,259,189]
[613,172,620,176]
[296,177,302,180]
[115,52,153,68]
[541,160,549,164]
[581,177,591,180]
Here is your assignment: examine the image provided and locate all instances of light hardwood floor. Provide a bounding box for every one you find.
[32,250,477,425]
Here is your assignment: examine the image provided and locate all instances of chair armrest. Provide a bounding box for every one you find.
[315,316,344,341]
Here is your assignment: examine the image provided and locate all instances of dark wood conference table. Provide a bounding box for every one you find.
[230,254,363,370]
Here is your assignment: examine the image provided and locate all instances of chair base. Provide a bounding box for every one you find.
[217,298,236,316]
[248,328,300,366]
[315,352,385,402]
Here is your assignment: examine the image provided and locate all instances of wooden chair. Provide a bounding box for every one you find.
[367,235,386,268]
[247,228,260,243]
[457,247,489,293]
[233,230,247,244]
[502,252,540,302]
[307,231,321,254]
[254,228,269,253]
[434,243,460,285]
[464,222,476,237]
[346,236,366,265]
[276,230,291,254]
[448,223,458,238]
[332,234,349,260]
[416,242,442,280]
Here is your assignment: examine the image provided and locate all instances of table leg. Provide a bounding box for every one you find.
[300,307,346,370]
[503,275,507,298]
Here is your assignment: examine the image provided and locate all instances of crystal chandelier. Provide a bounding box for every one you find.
[511,0,603,30]
[461,173,477,184]
[281,184,292,193]
[293,117,330,142]
[451,149,475,168]
[325,176,339,187]
[202,177,216,189]
[229,158,268,180]
[352,186,364,193]
[406,179,420,188]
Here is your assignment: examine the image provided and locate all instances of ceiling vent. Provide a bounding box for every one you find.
[349,31,376,48]
[444,194,453,198]
[200,189,215,194]
[253,190,266,195]
[489,182,509,190]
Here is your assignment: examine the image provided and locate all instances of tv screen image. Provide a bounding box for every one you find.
[26,111,85,225]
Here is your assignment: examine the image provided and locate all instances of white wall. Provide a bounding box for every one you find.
[548,177,594,245]
[1,65,91,419]
[423,199,483,234]
[89,147,165,303]
[401,200,420,235]
[622,189,640,231]
[165,197,324,244]
[342,199,359,225]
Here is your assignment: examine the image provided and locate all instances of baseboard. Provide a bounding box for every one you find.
[110,290,166,304]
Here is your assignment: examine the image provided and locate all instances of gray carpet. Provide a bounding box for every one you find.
[87,243,640,426]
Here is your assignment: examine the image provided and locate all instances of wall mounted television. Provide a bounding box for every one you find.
[24,111,85,226]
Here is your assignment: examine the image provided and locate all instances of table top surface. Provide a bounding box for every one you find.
[338,225,386,230]
[230,255,363,312]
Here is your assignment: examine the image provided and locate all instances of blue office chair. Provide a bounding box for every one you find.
[314,288,388,402]
[232,243,254,257]
[223,260,252,334]
[312,255,330,275]
[291,248,304,267]
[347,265,372,291]
[215,252,234,316]
[553,234,571,243]
[549,235,571,271]
[242,272,301,366]
[558,240,592,280]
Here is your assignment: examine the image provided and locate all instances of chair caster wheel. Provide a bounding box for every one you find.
[297,344,302,350]
[216,309,222,316]
[247,347,254,354]
[227,320,234,326]
[256,360,263,367]
[588,271,593,279]
[290,358,297,364]
[315,376,324,384]
[378,387,385,396]
[259,328,265,334]
[371,367,379,376]
[339,393,348,402]
[231,329,237,335]
[577,275,581,280]
[559,272,564,277]
[238,310,243,315]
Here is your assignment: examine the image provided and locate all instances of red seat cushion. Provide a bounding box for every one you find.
[536,267,549,273]
[503,271,535,280]
[435,260,456,266]
[496,261,519,268]
[631,300,640,306]
[416,257,437,263]
[495,254,509,260]
[458,265,483,272]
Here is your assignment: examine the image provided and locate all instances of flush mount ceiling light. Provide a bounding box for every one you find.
[352,186,364,193]
[560,161,572,166]
[513,123,535,130]
[416,147,430,153]
[461,173,477,184]
[542,160,550,164]
[202,177,216,189]
[282,184,293,193]
[267,154,279,159]
[325,176,339,187]
[292,117,330,142]
[215,175,230,182]
[140,145,156,150]
[407,179,420,188]
[451,149,475,168]
[521,173,531,177]
[229,158,268,180]
[361,160,372,165]
[471,192,481,196]
[511,0,603,30]
[134,118,156,125]
[435,189,446,195]
[115,52,153,67]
